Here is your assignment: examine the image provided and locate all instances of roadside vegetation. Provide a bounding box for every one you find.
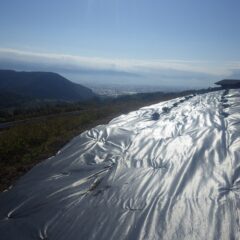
[0,88,218,191]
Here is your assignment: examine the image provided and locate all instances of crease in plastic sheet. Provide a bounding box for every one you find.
[0,89,240,240]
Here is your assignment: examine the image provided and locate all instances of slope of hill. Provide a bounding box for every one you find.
[0,70,96,106]
[0,89,240,239]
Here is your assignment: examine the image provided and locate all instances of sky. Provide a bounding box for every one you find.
[1,0,240,89]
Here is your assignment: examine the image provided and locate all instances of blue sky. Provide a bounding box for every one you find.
[1,0,240,89]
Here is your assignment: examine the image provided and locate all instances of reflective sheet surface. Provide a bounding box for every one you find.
[0,89,240,240]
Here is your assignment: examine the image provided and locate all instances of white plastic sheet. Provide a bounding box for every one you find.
[0,89,240,239]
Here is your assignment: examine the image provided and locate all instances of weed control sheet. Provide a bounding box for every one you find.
[0,89,240,239]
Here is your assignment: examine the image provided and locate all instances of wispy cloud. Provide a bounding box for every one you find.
[0,48,232,75]
[0,48,238,88]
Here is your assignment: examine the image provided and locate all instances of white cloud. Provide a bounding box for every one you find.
[1,48,239,88]
[0,48,233,76]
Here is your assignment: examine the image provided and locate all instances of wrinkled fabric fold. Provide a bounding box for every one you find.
[0,89,240,239]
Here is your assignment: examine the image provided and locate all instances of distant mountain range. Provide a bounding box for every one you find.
[0,70,96,108]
